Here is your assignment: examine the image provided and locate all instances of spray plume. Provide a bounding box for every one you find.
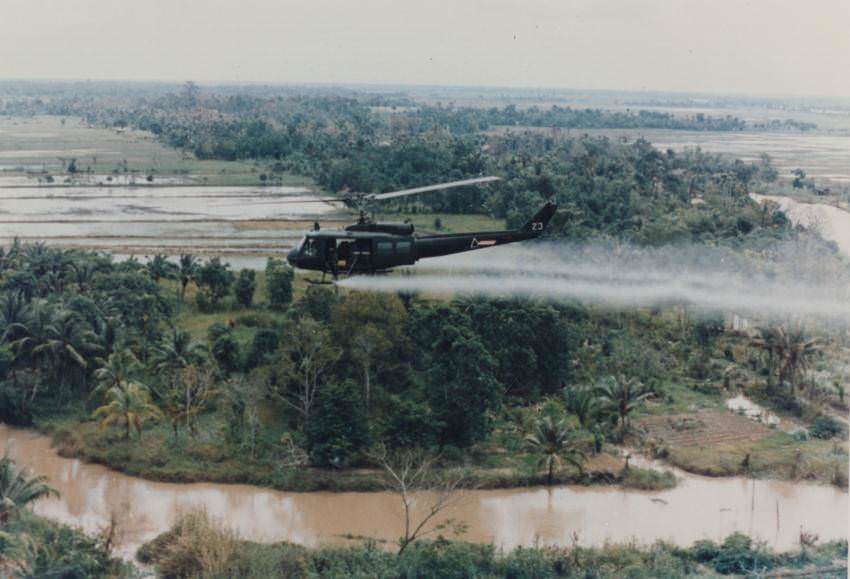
[337,240,850,326]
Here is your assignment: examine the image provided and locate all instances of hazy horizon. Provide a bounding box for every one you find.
[2,0,849,100]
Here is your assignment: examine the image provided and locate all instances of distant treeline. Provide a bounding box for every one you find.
[2,89,790,244]
[402,104,750,132]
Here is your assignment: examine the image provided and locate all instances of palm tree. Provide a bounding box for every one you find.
[780,328,821,395]
[0,293,31,342]
[7,302,53,397]
[178,254,199,302]
[146,254,177,284]
[563,385,598,428]
[750,326,784,386]
[524,416,586,485]
[0,451,58,525]
[596,375,652,431]
[150,329,205,374]
[751,326,821,395]
[31,309,102,395]
[92,348,142,401]
[70,259,102,293]
[93,382,162,440]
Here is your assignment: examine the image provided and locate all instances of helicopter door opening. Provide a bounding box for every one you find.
[337,240,353,270]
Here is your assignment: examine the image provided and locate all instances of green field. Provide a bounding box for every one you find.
[0,115,313,187]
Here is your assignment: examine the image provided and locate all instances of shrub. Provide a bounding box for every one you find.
[305,381,370,467]
[137,508,240,578]
[266,258,294,310]
[236,312,276,327]
[212,334,241,374]
[620,467,678,490]
[809,416,844,440]
[233,269,257,308]
[246,328,280,369]
[711,533,775,575]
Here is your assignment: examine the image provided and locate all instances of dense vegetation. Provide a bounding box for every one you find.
[0,84,847,576]
[1,85,794,242]
[133,509,847,579]
[0,452,127,577]
[1,235,845,494]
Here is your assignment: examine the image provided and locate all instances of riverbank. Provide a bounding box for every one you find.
[3,399,848,559]
[37,384,847,494]
[41,416,649,492]
[139,509,848,578]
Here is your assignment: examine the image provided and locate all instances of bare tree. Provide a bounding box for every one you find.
[372,447,468,554]
[163,365,218,438]
[274,318,340,424]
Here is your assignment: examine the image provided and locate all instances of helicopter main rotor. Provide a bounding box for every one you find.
[271,175,501,224]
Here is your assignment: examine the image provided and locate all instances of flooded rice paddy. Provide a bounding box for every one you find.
[0,424,846,559]
[0,185,347,262]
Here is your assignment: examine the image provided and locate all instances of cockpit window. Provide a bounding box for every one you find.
[299,238,320,258]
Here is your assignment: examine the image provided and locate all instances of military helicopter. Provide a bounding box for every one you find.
[284,176,557,281]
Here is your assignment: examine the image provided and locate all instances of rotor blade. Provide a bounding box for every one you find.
[365,176,501,201]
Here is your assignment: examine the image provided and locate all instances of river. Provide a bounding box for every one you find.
[0,424,846,560]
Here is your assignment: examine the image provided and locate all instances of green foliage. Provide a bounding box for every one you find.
[524,415,586,485]
[92,382,162,439]
[147,254,177,283]
[413,304,500,447]
[137,521,842,579]
[463,298,574,398]
[620,467,678,490]
[809,415,844,440]
[305,381,370,467]
[207,321,231,343]
[233,269,257,308]
[0,452,58,524]
[245,328,279,369]
[297,285,339,323]
[8,513,126,577]
[710,533,775,574]
[212,333,240,374]
[265,258,294,310]
[595,375,652,431]
[195,258,235,311]
[381,395,439,450]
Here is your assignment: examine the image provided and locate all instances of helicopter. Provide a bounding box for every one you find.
[284,176,557,281]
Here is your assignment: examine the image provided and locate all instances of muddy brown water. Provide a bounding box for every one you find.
[0,424,846,560]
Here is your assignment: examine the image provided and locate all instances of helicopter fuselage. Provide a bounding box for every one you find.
[286,201,557,277]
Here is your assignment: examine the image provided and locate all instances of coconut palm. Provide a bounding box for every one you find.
[780,328,821,395]
[524,416,586,485]
[596,375,652,431]
[7,301,53,383]
[0,293,31,342]
[178,254,199,302]
[31,309,102,393]
[69,259,102,293]
[0,451,58,525]
[750,326,784,385]
[92,348,143,401]
[751,325,821,395]
[150,329,206,375]
[563,384,599,428]
[93,382,163,440]
[146,254,177,284]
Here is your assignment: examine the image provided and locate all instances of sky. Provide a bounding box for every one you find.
[1,0,849,98]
